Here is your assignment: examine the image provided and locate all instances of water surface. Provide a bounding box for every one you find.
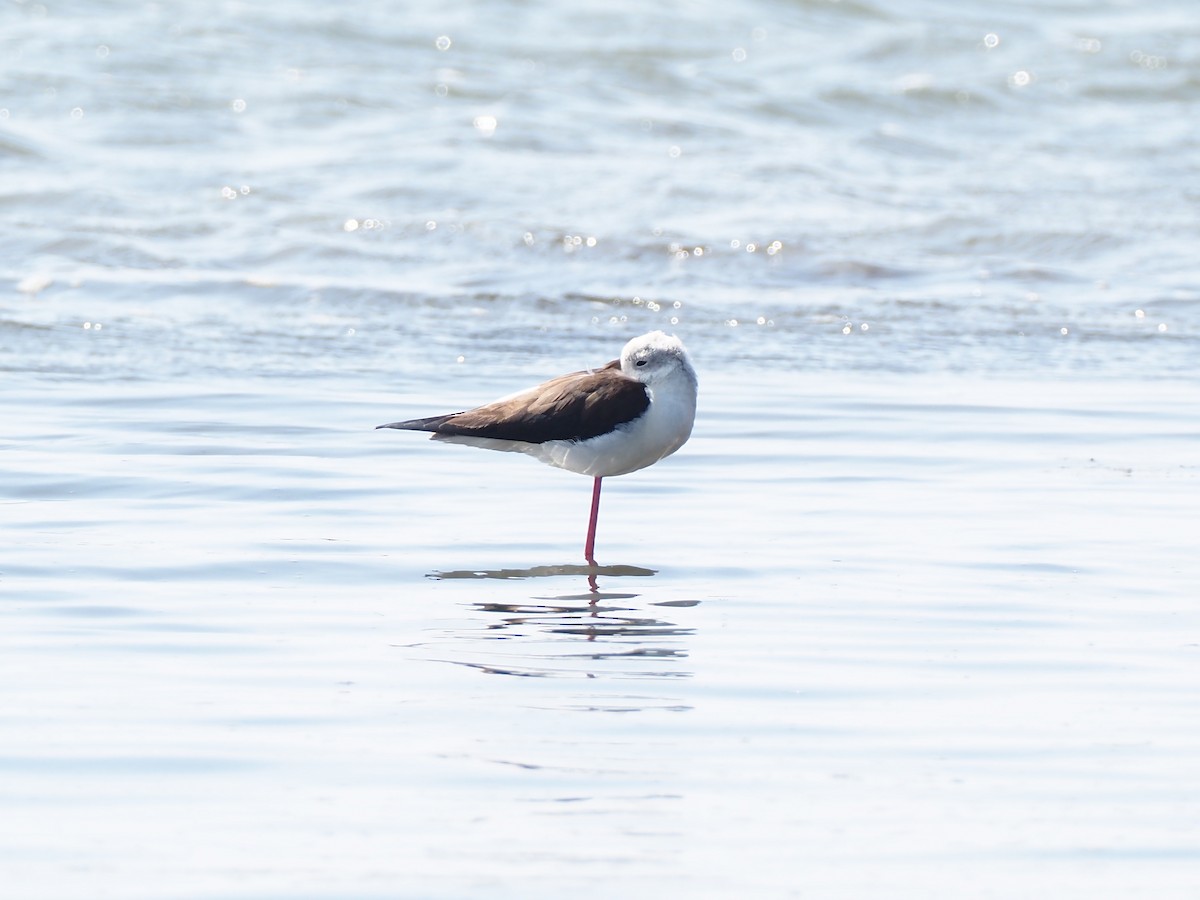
[2,0,1199,896]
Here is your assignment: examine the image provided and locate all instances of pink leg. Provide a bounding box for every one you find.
[584,476,603,566]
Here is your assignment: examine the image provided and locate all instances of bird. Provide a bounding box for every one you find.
[377,331,698,565]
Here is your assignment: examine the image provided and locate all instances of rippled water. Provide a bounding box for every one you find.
[3,0,1199,896]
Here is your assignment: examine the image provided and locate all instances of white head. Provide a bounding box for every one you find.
[620,331,698,388]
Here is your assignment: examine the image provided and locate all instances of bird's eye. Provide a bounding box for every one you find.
[635,359,647,367]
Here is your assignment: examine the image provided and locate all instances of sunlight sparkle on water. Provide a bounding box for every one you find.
[1130,50,1169,70]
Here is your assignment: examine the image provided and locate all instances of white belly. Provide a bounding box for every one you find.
[434,377,697,478]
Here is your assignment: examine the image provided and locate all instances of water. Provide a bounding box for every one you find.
[3,0,1199,896]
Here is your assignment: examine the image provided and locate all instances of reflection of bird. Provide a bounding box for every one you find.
[378,331,698,565]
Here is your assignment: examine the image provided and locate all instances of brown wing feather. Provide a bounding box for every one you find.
[379,360,650,444]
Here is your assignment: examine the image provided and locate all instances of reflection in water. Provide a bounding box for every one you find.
[428,566,699,686]
[432,564,656,581]
[475,600,697,641]
[432,563,658,602]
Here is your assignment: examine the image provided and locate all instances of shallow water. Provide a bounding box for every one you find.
[3,0,1199,896]
[5,373,1198,897]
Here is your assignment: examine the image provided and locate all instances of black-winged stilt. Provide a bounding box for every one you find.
[377,331,698,565]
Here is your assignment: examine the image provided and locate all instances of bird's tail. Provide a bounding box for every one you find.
[376,414,460,432]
